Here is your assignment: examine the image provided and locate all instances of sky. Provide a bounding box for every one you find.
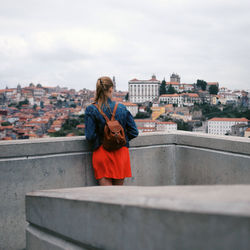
[0,0,250,92]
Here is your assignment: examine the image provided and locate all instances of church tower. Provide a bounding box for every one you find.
[170,73,180,83]
[112,76,117,92]
[17,83,22,93]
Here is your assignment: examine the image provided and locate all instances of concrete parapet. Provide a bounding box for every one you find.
[0,131,250,249]
[26,185,250,250]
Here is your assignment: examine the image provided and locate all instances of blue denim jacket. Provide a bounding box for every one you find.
[85,97,139,151]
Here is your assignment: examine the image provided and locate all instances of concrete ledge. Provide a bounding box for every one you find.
[1,131,250,249]
[1,131,249,159]
[26,224,89,250]
[174,131,250,155]
[26,185,250,250]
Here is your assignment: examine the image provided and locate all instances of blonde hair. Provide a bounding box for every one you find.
[94,76,114,109]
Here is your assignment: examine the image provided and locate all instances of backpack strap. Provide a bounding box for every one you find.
[93,103,110,123]
[111,103,118,121]
[93,102,118,122]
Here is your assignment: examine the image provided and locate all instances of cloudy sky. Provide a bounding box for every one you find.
[0,0,250,91]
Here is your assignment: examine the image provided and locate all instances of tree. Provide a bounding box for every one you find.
[134,112,150,118]
[209,85,219,95]
[159,79,167,95]
[166,84,176,94]
[40,101,44,108]
[1,121,11,126]
[196,80,207,91]
[125,93,129,101]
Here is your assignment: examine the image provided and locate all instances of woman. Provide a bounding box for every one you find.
[85,76,139,186]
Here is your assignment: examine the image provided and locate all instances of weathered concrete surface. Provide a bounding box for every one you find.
[175,145,250,185]
[26,225,87,250]
[0,133,176,250]
[1,131,250,249]
[26,185,250,250]
[127,145,176,186]
[175,131,250,155]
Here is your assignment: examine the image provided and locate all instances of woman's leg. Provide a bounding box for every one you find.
[98,177,113,186]
[112,178,124,185]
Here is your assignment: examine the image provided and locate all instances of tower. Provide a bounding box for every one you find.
[113,76,117,92]
[17,83,21,93]
[152,74,156,80]
[170,73,180,83]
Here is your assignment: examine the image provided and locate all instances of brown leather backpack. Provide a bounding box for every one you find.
[93,102,126,151]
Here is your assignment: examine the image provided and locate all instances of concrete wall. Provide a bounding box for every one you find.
[0,131,250,249]
[26,185,250,250]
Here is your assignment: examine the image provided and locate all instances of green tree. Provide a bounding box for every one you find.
[159,79,167,95]
[125,93,129,101]
[196,80,207,91]
[134,112,150,118]
[209,85,219,95]
[62,118,80,130]
[166,84,176,94]
[40,101,44,108]
[1,121,11,126]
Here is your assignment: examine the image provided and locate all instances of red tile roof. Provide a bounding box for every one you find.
[160,94,180,97]
[208,117,248,122]
[156,121,176,124]
[135,119,155,123]
[76,124,85,128]
[121,102,138,106]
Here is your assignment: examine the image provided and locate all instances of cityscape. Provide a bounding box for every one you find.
[1,1,250,249]
[0,72,249,140]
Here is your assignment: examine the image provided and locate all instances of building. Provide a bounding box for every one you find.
[170,73,180,83]
[155,121,177,131]
[159,94,183,106]
[135,119,177,133]
[128,74,161,103]
[210,95,220,105]
[181,93,201,106]
[231,123,249,137]
[245,128,250,138]
[166,73,194,93]
[159,93,201,107]
[208,117,249,135]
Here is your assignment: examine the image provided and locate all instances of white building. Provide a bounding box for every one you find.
[128,74,160,103]
[208,117,249,135]
[159,93,201,107]
[159,94,183,106]
[135,119,177,133]
[181,93,201,106]
[155,121,177,131]
[33,88,46,97]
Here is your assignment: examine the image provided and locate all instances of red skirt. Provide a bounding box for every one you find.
[92,144,132,180]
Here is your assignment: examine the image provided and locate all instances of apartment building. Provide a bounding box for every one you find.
[135,119,177,133]
[208,117,249,135]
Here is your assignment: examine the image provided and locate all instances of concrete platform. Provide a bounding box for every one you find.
[26,185,250,250]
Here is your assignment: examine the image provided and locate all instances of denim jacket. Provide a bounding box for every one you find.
[85,97,139,151]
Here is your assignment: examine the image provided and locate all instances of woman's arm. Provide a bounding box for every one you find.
[125,109,139,140]
[85,106,98,142]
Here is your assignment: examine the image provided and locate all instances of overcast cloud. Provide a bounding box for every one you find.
[0,0,250,91]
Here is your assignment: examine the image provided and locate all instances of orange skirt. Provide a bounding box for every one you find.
[92,144,132,180]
